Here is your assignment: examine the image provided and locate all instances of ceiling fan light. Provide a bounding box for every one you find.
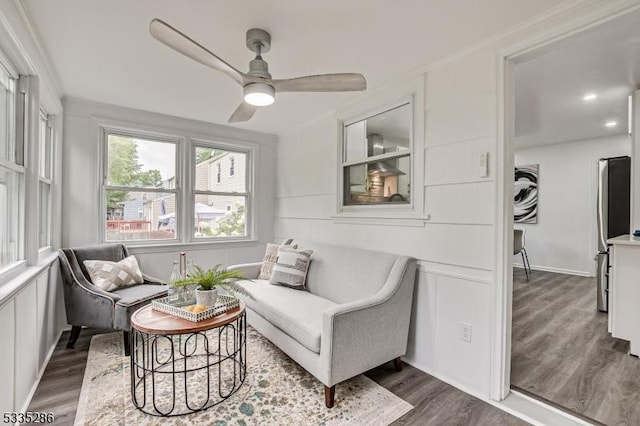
[244,83,275,106]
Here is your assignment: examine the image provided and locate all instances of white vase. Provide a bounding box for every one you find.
[195,288,218,307]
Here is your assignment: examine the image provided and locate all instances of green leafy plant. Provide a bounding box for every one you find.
[174,264,254,299]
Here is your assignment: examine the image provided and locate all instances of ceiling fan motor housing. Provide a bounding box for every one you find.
[249,58,271,79]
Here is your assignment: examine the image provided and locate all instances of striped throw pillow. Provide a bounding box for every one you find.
[258,238,297,280]
[269,247,313,290]
[83,255,144,291]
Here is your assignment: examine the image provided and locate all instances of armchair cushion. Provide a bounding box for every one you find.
[83,255,143,291]
[112,284,168,330]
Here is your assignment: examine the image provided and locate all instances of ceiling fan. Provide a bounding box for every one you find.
[149,19,367,123]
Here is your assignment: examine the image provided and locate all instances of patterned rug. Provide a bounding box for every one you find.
[74,327,412,425]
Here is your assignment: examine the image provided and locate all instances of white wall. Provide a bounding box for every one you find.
[62,98,277,279]
[514,135,630,276]
[276,44,499,398]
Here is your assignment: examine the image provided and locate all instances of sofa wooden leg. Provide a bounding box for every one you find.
[324,385,335,408]
[123,331,131,357]
[394,356,403,372]
[67,326,82,349]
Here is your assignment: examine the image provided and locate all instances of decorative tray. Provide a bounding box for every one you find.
[152,292,240,322]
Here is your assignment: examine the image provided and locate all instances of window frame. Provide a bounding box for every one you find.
[0,62,25,272]
[338,96,416,213]
[100,128,181,245]
[37,110,53,249]
[191,140,253,242]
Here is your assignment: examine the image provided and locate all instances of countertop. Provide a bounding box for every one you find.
[607,234,640,246]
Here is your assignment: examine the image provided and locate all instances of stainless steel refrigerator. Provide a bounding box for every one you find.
[596,156,631,312]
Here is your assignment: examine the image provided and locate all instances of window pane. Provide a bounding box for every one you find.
[195,147,246,192]
[344,103,411,163]
[343,154,410,205]
[194,196,246,238]
[107,134,175,189]
[39,181,50,247]
[105,190,176,241]
[39,114,50,179]
[0,68,15,163]
[0,166,24,266]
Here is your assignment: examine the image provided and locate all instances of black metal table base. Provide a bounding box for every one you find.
[130,313,246,417]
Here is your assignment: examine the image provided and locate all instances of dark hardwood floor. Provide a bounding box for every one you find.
[511,268,640,425]
[27,328,527,425]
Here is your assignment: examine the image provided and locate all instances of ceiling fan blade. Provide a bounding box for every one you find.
[150,19,247,86]
[228,102,258,123]
[272,73,366,93]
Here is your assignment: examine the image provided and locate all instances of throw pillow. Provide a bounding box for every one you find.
[258,238,297,280]
[83,255,144,292]
[269,247,314,290]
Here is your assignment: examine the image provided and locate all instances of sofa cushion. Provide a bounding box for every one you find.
[303,242,399,304]
[236,279,335,353]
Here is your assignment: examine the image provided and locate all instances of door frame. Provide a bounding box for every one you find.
[493,0,640,400]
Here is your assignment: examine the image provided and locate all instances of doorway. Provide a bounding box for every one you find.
[504,8,640,425]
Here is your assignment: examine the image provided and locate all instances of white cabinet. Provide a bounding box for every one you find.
[608,235,640,355]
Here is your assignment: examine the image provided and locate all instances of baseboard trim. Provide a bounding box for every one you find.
[513,263,593,277]
[19,327,65,413]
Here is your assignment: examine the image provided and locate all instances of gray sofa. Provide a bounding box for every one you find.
[228,241,417,408]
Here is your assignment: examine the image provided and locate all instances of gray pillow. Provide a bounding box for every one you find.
[269,247,313,290]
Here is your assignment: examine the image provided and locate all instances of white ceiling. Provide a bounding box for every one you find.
[24,0,562,136]
[514,9,640,149]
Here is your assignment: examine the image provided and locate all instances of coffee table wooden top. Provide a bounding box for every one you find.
[131,302,245,335]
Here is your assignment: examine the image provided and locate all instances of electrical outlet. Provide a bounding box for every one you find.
[461,322,472,343]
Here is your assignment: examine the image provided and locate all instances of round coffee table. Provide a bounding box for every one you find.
[129,302,246,417]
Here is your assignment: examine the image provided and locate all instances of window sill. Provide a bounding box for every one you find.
[0,255,58,308]
[331,215,428,228]
[125,239,260,254]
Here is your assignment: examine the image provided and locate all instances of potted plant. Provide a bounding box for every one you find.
[174,264,253,307]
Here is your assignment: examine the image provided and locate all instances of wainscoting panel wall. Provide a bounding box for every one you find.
[275,40,499,397]
[0,300,15,413]
[0,260,66,414]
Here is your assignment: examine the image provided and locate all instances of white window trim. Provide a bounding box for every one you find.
[99,127,182,245]
[190,139,255,243]
[95,119,258,246]
[334,76,426,225]
[38,110,53,250]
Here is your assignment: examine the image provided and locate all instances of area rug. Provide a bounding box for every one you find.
[74,327,412,425]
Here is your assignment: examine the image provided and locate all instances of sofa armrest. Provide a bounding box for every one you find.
[320,257,417,386]
[227,262,263,280]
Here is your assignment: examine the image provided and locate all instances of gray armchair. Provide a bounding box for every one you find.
[58,243,168,355]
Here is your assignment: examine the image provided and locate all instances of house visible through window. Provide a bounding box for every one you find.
[103,132,177,242]
[194,145,249,239]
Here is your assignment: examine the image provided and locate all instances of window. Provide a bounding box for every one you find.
[341,101,412,206]
[194,145,249,239]
[103,132,178,242]
[38,111,53,247]
[230,156,235,176]
[0,63,23,268]
[216,163,221,183]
